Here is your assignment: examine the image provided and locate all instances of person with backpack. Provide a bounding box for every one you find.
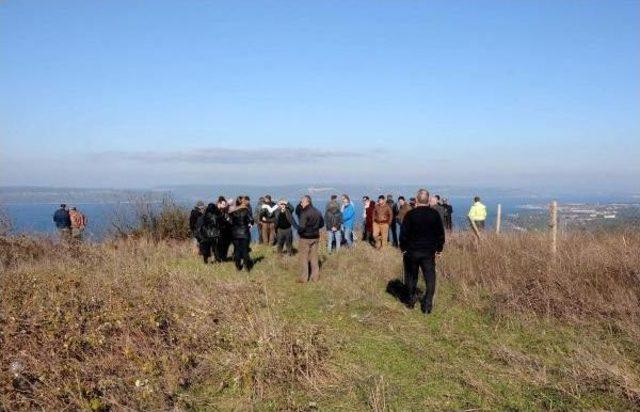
[324,197,343,253]
[195,203,222,264]
[53,204,71,241]
[341,194,356,246]
[230,196,255,271]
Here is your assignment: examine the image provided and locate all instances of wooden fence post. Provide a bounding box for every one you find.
[549,200,558,255]
[496,203,502,234]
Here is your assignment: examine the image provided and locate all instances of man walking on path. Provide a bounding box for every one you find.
[372,195,393,249]
[53,204,71,241]
[324,197,343,253]
[400,189,445,315]
[69,207,87,240]
[296,195,324,283]
[468,196,487,231]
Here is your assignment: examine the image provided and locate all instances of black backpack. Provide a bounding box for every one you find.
[197,213,220,240]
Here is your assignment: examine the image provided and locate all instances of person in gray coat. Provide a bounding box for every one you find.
[324,199,343,253]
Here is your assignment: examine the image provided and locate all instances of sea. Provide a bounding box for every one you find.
[5,194,630,241]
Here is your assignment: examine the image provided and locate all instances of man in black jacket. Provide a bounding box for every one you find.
[386,194,399,247]
[400,189,445,314]
[189,201,205,252]
[274,198,295,256]
[296,195,324,283]
[53,204,72,241]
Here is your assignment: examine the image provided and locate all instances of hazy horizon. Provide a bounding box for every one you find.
[2,1,639,190]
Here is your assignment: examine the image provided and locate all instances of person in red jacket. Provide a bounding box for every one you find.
[362,196,375,245]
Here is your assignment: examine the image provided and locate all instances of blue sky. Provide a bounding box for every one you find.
[1,1,639,191]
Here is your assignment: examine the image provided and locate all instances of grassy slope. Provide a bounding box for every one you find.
[170,242,638,411]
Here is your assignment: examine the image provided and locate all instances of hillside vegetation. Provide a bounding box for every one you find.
[1,231,639,410]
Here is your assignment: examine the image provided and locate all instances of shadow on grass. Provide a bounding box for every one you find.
[386,278,422,307]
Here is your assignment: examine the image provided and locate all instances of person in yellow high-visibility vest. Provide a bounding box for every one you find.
[468,196,487,230]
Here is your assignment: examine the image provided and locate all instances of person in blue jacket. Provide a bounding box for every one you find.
[341,194,356,247]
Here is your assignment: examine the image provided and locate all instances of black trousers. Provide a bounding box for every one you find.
[403,251,436,309]
[233,237,252,270]
[276,227,293,254]
[389,221,398,247]
[218,233,231,261]
[199,238,221,263]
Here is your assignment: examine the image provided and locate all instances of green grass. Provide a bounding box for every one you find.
[169,243,639,410]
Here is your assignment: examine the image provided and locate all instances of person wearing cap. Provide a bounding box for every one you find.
[53,203,71,241]
[274,198,295,255]
[69,207,87,241]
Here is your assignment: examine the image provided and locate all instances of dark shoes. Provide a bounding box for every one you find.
[420,300,433,315]
[406,294,418,309]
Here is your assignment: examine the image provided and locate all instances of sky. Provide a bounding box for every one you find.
[1,1,639,192]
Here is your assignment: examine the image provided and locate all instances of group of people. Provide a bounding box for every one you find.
[52,204,88,241]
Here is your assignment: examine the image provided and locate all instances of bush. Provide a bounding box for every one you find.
[110,196,190,241]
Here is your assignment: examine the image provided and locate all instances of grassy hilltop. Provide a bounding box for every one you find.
[1,231,639,410]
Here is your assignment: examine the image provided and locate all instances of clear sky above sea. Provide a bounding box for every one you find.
[1,1,639,192]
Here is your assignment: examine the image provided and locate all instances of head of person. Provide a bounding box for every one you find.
[330,194,338,201]
[264,195,272,203]
[474,196,481,203]
[342,194,350,205]
[416,189,430,207]
[217,196,227,209]
[241,196,250,207]
[398,196,406,206]
[258,196,265,204]
[386,194,393,201]
[71,207,77,211]
[409,197,416,206]
[60,203,67,210]
[435,195,441,203]
[235,196,243,207]
[377,195,386,205]
[362,196,370,204]
[301,195,312,208]
[205,203,217,214]
[196,200,205,210]
[278,198,288,209]
[443,197,449,205]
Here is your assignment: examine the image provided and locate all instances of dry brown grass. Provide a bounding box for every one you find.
[440,230,640,328]
[0,240,332,410]
[1,230,639,409]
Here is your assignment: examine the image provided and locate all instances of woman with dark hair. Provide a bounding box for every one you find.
[216,196,232,261]
[195,203,222,264]
[229,196,254,271]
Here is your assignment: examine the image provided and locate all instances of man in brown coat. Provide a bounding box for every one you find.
[372,195,392,249]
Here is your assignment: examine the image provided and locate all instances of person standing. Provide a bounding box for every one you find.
[324,198,343,253]
[400,189,445,315]
[68,207,87,241]
[442,198,453,231]
[396,196,411,239]
[274,198,295,256]
[259,195,278,245]
[372,195,392,249]
[254,197,265,244]
[341,194,356,246]
[217,196,232,261]
[296,195,324,283]
[430,195,446,225]
[386,194,399,247]
[362,196,374,244]
[195,203,222,264]
[230,196,254,271]
[468,196,487,231]
[53,204,71,241]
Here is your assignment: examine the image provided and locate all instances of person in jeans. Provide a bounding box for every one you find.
[296,195,324,283]
[341,194,356,246]
[230,196,254,271]
[400,189,445,314]
[274,198,295,256]
[372,195,392,249]
[324,198,343,253]
[53,204,71,241]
